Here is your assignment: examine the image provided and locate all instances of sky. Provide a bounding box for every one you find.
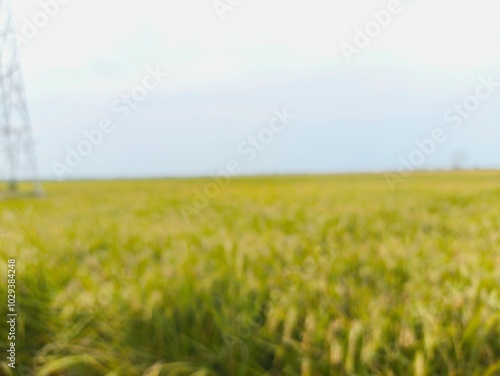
[5,0,500,179]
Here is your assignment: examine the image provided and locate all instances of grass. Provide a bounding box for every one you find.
[0,171,500,375]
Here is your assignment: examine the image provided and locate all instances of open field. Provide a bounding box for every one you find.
[1,172,500,375]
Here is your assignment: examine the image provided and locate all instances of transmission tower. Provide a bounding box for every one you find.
[0,0,42,195]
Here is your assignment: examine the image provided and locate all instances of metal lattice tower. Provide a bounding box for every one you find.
[0,0,42,195]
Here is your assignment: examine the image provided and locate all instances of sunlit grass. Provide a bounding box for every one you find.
[1,172,499,375]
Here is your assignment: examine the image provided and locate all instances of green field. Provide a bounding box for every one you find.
[1,172,500,375]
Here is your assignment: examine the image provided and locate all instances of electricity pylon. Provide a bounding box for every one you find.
[0,0,42,195]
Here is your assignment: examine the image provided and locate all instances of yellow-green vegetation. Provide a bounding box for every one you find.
[1,172,500,375]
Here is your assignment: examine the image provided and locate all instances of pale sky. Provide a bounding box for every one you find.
[7,0,500,179]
